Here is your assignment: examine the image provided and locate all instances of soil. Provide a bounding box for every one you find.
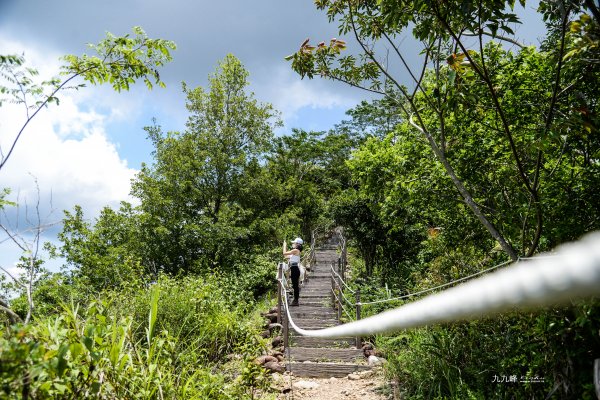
[271,368,394,400]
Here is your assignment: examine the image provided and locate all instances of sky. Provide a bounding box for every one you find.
[0,0,547,278]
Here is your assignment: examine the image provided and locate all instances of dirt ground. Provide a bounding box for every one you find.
[271,368,395,400]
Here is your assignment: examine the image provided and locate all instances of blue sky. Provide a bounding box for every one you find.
[0,1,546,277]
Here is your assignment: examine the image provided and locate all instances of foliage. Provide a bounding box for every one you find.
[55,203,145,292]
[114,275,264,365]
[379,302,600,399]
[0,275,269,399]
[131,54,281,274]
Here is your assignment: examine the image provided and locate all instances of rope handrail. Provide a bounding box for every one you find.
[277,231,600,338]
[359,259,514,306]
[329,287,354,320]
[330,265,356,294]
[332,283,356,307]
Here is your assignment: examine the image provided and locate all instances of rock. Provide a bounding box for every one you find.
[276,354,284,362]
[268,323,283,332]
[364,349,375,357]
[368,355,387,366]
[347,373,361,380]
[260,330,270,338]
[272,336,283,347]
[263,361,285,374]
[254,355,278,365]
[362,342,374,351]
[359,370,375,378]
[268,306,278,314]
[265,313,278,323]
[329,377,338,382]
[293,380,320,390]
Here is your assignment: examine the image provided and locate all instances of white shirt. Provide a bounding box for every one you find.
[289,253,300,264]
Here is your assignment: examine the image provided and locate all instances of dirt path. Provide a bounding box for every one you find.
[272,368,393,400]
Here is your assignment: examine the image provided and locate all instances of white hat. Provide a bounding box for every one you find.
[292,237,304,245]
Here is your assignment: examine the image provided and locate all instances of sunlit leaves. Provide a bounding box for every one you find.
[60,26,176,92]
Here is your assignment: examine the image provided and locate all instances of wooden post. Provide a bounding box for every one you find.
[342,252,346,283]
[331,267,335,309]
[277,263,283,325]
[283,301,289,350]
[336,282,342,321]
[594,358,600,400]
[355,289,362,348]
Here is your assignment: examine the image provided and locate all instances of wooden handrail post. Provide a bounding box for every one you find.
[355,289,362,348]
[277,262,283,325]
[336,282,342,321]
[331,266,335,309]
[283,302,289,350]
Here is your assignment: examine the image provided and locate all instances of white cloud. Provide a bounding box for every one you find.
[1,37,139,270]
[255,66,362,128]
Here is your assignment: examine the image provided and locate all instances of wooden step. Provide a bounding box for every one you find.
[296,300,333,307]
[286,362,371,378]
[290,318,338,328]
[300,291,331,300]
[290,308,337,318]
[290,336,355,348]
[289,347,364,363]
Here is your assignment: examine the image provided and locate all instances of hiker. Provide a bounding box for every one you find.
[283,237,303,306]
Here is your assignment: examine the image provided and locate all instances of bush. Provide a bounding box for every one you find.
[0,276,271,399]
[379,302,600,399]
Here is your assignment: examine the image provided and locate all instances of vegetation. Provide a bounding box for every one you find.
[1,1,600,398]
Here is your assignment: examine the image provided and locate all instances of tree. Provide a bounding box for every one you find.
[56,203,144,292]
[0,180,58,323]
[0,26,176,172]
[132,55,281,274]
[286,0,595,260]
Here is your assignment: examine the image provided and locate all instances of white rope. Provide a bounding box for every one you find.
[281,231,600,338]
[330,287,355,320]
[330,265,356,294]
[339,286,356,307]
[359,259,513,306]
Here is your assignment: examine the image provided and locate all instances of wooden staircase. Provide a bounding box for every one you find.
[284,245,370,378]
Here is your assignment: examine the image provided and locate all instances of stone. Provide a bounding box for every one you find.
[368,355,382,365]
[265,314,278,323]
[368,355,387,366]
[260,330,270,338]
[293,380,320,390]
[254,355,278,365]
[263,361,285,374]
[271,336,283,347]
[347,373,361,380]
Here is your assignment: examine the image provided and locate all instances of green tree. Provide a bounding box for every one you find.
[286,0,598,260]
[56,203,144,292]
[132,54,281,274]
